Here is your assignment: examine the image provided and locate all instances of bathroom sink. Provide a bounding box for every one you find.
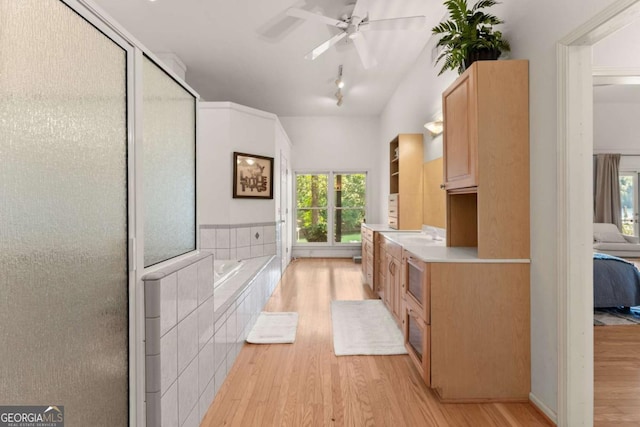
[392,234,445,246]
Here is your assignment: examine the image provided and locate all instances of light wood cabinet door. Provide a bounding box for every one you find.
[383,253,393,311]
[378,244,387,301]
[404,303,430,386]
[361,230,368,282]
[391,256,402,325]
[443,67,477,190]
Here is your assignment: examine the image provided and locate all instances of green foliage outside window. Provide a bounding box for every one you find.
[296,173,366,243]
[620,175,634,236]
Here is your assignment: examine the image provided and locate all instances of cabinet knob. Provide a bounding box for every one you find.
[440,184,445,189]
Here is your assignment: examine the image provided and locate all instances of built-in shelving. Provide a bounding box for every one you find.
[388,134,423,229]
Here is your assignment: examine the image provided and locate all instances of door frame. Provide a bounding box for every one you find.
[557,0,640,425]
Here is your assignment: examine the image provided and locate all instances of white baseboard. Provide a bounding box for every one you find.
[529,392,557,425]
[291,247,360,259]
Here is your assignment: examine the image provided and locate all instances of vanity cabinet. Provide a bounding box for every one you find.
[443,60,530,259]
[361,225,374,289]
[375,233,384,297]
[380,235,403,327]
[401,252,530,402]
[403,250,431,386]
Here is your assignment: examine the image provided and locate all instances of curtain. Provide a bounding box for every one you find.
[594,153,622,230]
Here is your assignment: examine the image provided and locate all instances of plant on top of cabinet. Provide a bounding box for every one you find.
[432,0,511,75]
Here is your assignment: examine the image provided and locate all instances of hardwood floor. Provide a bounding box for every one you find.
[595,325,640,426]
[201,258,552,427]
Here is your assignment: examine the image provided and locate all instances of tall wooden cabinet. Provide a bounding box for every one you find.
[398,59,531,402]
[389,134,423,230]
[443,60,530,259]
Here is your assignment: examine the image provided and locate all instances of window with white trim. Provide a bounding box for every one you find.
[295,172,366,244]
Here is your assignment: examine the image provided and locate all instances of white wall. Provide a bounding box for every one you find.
[377,0,619,418]
[198,103,278,225]
[278,116,380,258]
[593,19,640,67]
[595,101,640,153]
[279,115,381,224]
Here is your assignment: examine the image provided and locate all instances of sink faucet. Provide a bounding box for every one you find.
[424,226,443,241]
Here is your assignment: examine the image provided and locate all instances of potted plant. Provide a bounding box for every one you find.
[432,0,511,75]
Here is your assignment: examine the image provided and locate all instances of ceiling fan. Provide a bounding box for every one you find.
[286,1,426,69]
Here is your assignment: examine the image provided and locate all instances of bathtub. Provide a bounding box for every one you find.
[214,259,244,288]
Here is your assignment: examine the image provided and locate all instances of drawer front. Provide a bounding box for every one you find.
[361,226,374,242]
[364,240,373,255]
[404,252,430,323]
[404,307,430,386]
[384,239,402,260]
[388,216,398,229]
[389,195,399,218]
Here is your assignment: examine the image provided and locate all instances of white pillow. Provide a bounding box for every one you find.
[594,231,627,243]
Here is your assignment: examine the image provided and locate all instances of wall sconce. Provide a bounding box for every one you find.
[424,113,443,136]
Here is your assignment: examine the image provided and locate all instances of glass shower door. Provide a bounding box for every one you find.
[0,1,129,425]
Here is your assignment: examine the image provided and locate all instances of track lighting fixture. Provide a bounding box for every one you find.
[335,64,344,88]
[335,65,344,106]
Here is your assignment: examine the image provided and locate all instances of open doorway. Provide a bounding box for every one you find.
[558,1,640,425]
[591,22,640,424]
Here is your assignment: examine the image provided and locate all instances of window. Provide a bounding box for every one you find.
[620,173,638,236]
[296,172,366,244]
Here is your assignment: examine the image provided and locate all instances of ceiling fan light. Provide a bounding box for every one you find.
[335,77,345,88]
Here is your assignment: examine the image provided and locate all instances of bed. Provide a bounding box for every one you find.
[594,253,640,308]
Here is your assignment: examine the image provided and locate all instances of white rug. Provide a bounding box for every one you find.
[246,312,298,344]
[331,300,407,356]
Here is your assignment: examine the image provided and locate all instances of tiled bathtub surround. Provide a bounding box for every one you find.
[200,222,278,260]
[143,252,281,427]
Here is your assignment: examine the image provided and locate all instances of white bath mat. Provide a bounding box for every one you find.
[246,312,298,344]
[331,300,407,356]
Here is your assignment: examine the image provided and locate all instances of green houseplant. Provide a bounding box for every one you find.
[432,0,511,75]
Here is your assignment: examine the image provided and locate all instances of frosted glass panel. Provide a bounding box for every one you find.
[0,1,128,425]
[143,56,196,267]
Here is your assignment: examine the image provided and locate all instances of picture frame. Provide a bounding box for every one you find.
[233,152,274,199]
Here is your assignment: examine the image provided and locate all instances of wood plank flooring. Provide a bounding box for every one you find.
[595,325,640,426]
[201,258,552,426]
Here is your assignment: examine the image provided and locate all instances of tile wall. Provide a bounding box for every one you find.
[143,252,280,427]
[200,222,277,260]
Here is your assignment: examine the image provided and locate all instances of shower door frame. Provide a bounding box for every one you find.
[59,1,201,425]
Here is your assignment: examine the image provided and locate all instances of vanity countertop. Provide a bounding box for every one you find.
[361,223,419,232]
[379,231,530,264]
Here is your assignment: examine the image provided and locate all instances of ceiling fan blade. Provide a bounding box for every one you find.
[351,0,369,21]
[286,8,348,29]
[304,32,347,60]
[360,16,427,31]
[352,35,377,69]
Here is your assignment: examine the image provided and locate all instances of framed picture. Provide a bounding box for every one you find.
[233,152,274,199]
